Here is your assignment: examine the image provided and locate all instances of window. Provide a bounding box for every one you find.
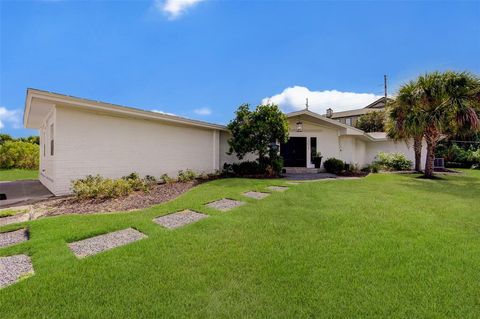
[345,118,352,126]
[43,130,46,157]
[50,124,54,156]
[310,137,317,162]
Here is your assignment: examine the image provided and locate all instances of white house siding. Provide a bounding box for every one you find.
[38,109,55,192]
[52,106,221,195]
[365,139,426,169]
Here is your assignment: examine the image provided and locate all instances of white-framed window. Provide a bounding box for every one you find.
[345,118,352,126]
[50,124,54,156]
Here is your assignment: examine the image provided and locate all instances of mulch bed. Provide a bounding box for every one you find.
[33,181,199,216]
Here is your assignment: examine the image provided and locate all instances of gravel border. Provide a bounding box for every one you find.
[68,228,147,258]
[0,254,34,289]
[153,210,208,229]
[266,186,289,192]
[242,191,270,200]
[0,228,29,249]
[206,198,246,212]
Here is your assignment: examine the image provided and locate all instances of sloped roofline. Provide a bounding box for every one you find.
[286,109,387,141]
[24,88,228,131]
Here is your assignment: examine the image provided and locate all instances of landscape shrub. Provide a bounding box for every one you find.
[374,152,412,171]
[121,172,153,191]
[436,143,480,168]
[0,141,39,169]
[72,173,157,199]
[363,163,380,173]
[177,169,197,182]
[160,173,175,184]
[323,158,345,174]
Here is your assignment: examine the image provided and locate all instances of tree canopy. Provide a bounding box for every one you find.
[354,111,385,132]
[227,103,289,161]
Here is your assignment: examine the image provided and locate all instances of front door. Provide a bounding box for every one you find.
[280,137,307,167]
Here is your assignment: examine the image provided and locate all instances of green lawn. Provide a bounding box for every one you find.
[0,169,38,181]
[1,171,479,318]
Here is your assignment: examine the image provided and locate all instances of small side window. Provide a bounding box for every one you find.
[50,124,54,156]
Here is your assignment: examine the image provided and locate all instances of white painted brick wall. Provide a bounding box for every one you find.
[52,106,222,195]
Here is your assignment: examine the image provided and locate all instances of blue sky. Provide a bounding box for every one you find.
[1,0,479,137]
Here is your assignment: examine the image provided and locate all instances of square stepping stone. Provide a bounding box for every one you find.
[0,254,34,289]
[0,228,29,249]
[267,186,289,192]
[206,198,245,212]
[68,228,147,258]
[153,210,208,229]
[242,191,270,200]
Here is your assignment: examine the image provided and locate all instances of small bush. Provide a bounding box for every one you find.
[363,163,380,173]
[178,169,197,182]
[122,172,149,191]
[374,152,412,171]
[72,175,133,199]
[72,173,156,199]
[0,141,39,169]
[160,173,175,184]
[323,158,345,174]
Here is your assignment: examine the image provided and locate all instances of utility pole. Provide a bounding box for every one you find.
[384,74,387,101]
[306,98,309,110]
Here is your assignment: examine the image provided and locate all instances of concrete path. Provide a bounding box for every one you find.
[0,180,53,208]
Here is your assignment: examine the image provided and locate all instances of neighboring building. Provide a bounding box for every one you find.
[325,97,392,127]
[24,89,423,196]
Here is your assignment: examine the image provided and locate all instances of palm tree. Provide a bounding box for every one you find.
[386,81,424,172]
[416,71,480,177]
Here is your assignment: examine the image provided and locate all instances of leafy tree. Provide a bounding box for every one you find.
[18,135,40,145]
[0,133,14,145]
[227,103,289,171]
[0,140,40,169]
[355,111,385,132]
[386,81,425,172]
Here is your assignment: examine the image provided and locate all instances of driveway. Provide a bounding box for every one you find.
[0,180,54,208]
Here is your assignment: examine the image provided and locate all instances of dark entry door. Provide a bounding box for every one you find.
[280,137,307,167]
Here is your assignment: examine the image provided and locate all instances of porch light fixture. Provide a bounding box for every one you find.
[296,121,303,132]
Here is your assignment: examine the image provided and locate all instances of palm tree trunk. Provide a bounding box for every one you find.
[413,136,422,172]
[424,126,439,178]
[425,141,435,177]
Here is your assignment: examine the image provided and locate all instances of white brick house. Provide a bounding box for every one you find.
[24,89,424,195]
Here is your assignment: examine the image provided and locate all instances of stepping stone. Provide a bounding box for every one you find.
[242,191,270,200]
[68,228,146,258]
[0,228,29,249]
[267,186,289,192]
[0,212,30,227]
[286,182,300,185]
[153,209,208,229]
[0,254,34,289]
[206,198,245,212]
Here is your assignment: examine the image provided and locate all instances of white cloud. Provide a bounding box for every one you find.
[262,86,383,114]
[155,0,205,19]
[193,107,211,115]
[0,107,22,130]
[152,109,176,116]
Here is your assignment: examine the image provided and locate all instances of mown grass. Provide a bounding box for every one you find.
[0,171,479,318]
[0,169,38,181]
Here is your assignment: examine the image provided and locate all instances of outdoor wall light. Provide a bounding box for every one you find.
[296,121,303,132]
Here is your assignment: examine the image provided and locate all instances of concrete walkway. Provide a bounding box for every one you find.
[0,180,53,208]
